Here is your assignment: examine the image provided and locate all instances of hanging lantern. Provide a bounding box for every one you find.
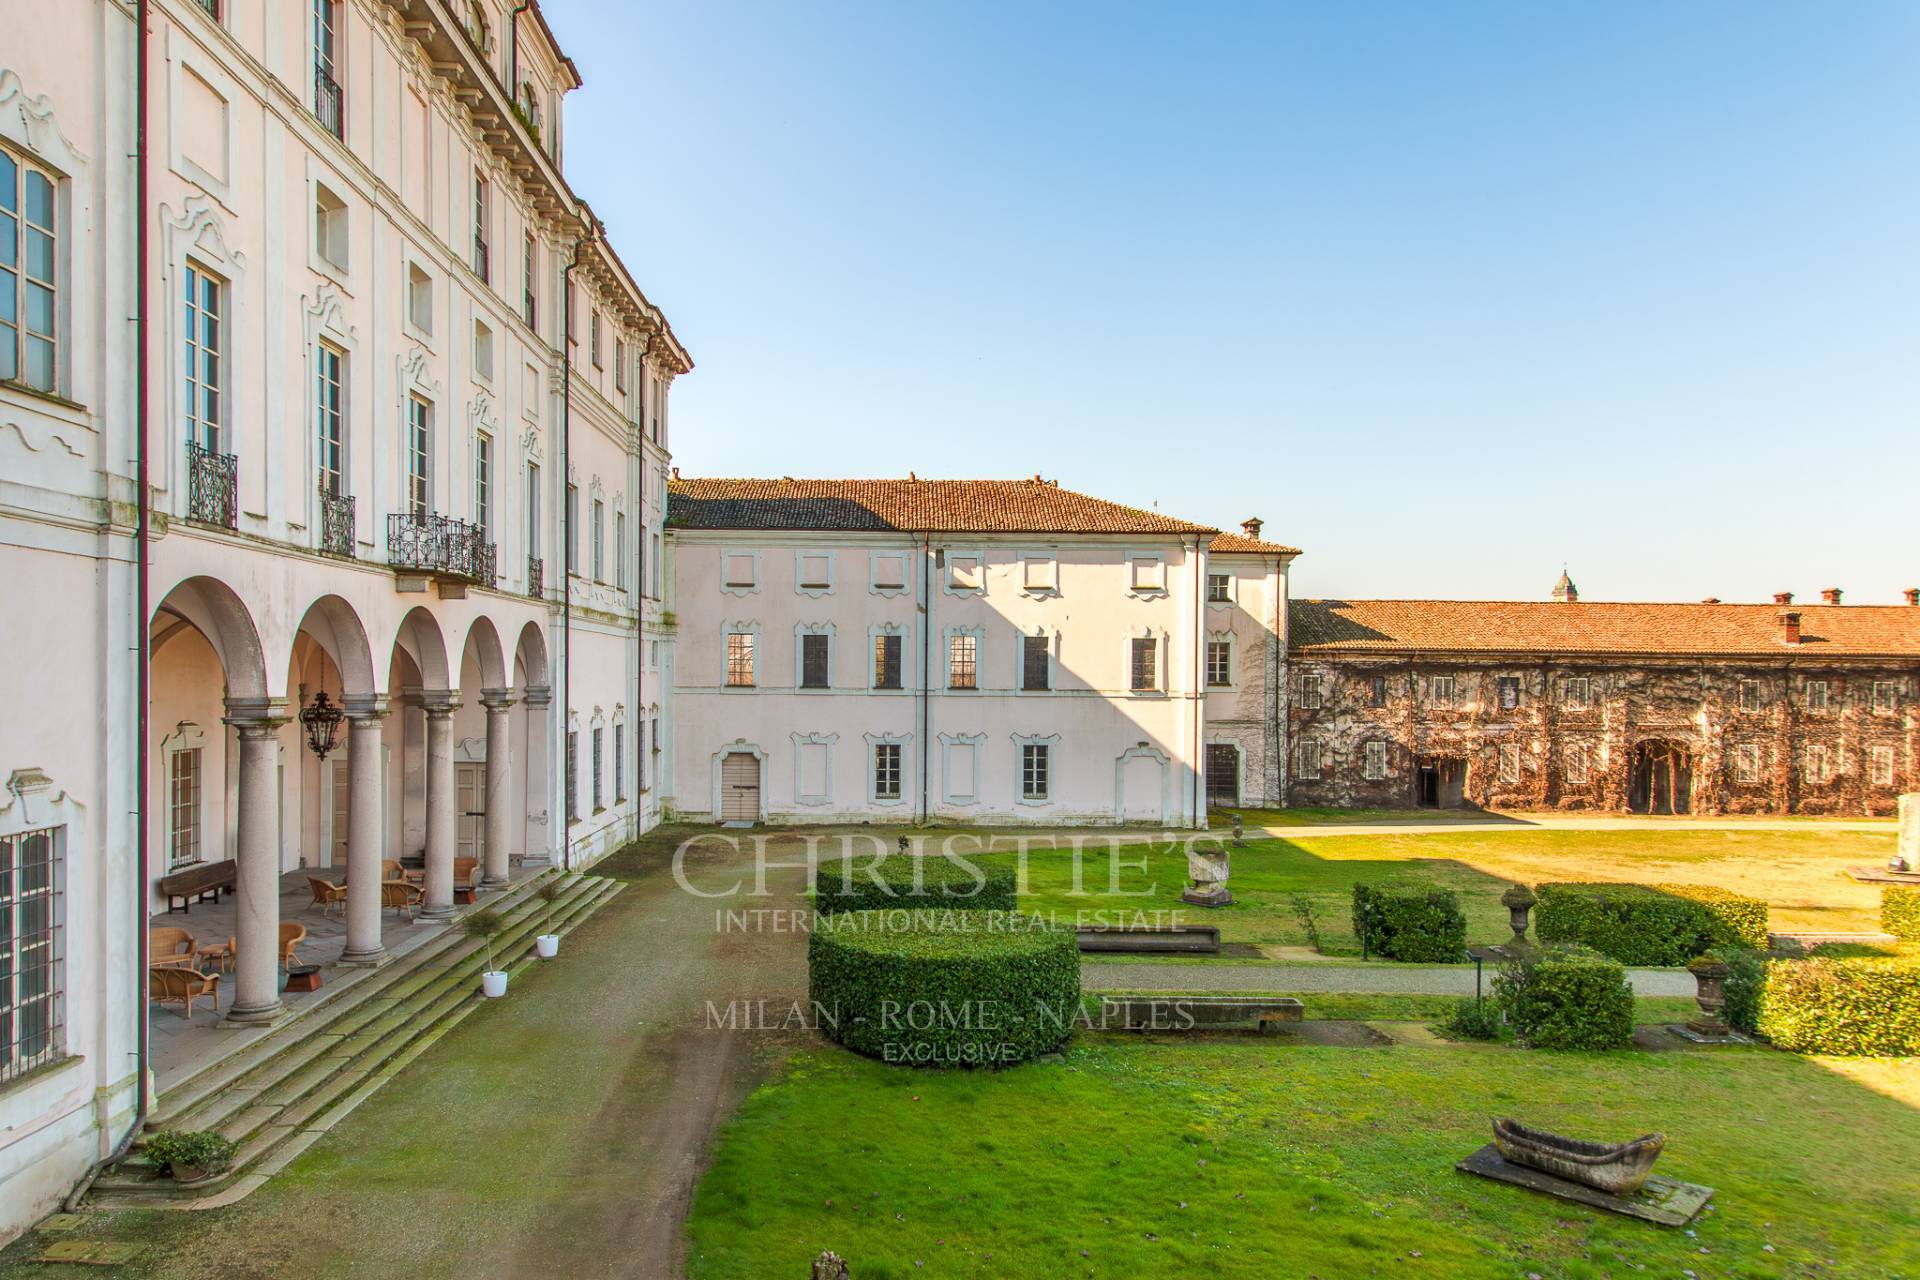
[301,689,346,760]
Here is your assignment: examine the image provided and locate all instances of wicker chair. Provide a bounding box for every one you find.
[149,926,198,969]
[381,859,405,881]
[307,876,348,916]
[279,921,308,970]
[380,879,424,922]
[453,858,482,891]
[149,965,221,1021]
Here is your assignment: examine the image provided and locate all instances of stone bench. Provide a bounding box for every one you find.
[1100,994,1304,1033]
[156,860,236,914]
[1076,924,1220,954]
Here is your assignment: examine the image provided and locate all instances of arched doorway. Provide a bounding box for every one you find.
[150,575,283,1025]
[1630,740,1694,814]
[513,622,552,866]
[387,608,456,916]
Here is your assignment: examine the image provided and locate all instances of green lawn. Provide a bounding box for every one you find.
[687,1040,1920,1280]
[911,827,1895,954]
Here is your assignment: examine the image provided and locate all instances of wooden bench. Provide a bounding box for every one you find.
[1099,994,1305,1033]
[156,861,235,914]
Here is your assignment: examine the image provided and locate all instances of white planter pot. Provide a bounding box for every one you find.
[535,934,559,958]
[481,970,509,998]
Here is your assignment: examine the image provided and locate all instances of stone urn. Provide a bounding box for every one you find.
[1182,843,1233,907]
[1686,956,1732,1037]
[1501,883,1538,950]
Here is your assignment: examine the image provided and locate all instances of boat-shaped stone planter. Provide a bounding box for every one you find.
[1492,1118,1664,1195]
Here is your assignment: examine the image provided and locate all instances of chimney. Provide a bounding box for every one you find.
[1701,597,1721,604]
[1777,610,1802,645]
[1241,517,1264,541]
[1773,591,1794,606]
[1907,588,1920,606]
[1821,587,1842,605]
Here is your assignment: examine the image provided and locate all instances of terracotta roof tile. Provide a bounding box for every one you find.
[1209,532,1303,556]
[1290,599,1920,659]
[667,477,1217,536]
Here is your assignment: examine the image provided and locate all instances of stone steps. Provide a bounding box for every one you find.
[88,873,623,1207]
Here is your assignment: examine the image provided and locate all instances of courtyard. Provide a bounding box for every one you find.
[1,817,1913,1279]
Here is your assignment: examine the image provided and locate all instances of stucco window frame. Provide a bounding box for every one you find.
[944,625,986,692]
[1014,626,1057,696]
[938,732,986,807]
[1206,570,1234,606]
[790,732,838,808]
[793,548,836,599]
[0,767,81,1085]
[1125,550,1168,598]
[707,741,766,823]
[0,67,94,410]
[941,548,986,597]
[303,282,361,534]
[1016,549,1060,599]
[1123,628,1166,698]
[1498,742,1521,785]
[868,621,910,693]
[864,732,911,808]
[1012,732,1061,806]
[1564,743,1591,785]
[159,722,210,870]
[165,32,240,207]
[1205,630,1235,690]
[1112,744,1171,823]
[868,549,913,598]
[1360,738,1389,781]
[1870,745,1895,788]
[793,621,836,693]
[719,620,761,693]
[719,548,761,597]
[306,160,355,288]
[1871,680,1899,714]
[1732,742,1762,786]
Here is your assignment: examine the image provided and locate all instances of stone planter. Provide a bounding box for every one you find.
[170,1163,213,1185]
[535,933,559,959]
[1501,883,1538,950]
[481,970,509,998]
[1686,956,1731,1037]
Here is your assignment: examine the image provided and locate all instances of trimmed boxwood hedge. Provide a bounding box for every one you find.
[1534,882,1768,965]
[1350,881,1467,962]
[808,909,1080,1067]
[1883,887,1920,943]
[813,856,1018,916]
[1758,956,1920,1056]
[1493,949,1635,1050]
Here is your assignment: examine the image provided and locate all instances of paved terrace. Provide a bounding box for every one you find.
[147,864,540,1090]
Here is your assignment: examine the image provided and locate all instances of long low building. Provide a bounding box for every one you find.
[1286,578,1920,815]
[662,477,1299,826]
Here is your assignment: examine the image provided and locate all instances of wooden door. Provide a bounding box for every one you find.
[720,752,760,823]
[1204,744,1240,807]
[457,761,486,861]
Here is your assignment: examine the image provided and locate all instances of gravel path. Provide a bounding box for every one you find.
[1081,961,1695,997]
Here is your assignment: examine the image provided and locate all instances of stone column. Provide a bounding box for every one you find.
[420,690,459,920]
[522,684,553,867]
[224,698,289,1025]
[481,688,516,887]
[341,697,390,965]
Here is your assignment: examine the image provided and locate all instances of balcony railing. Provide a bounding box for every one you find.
[186,442,237,529]
[527,555,544,599]
[315,65,343,139]
[319,488,355,558]
[388,511,497,588]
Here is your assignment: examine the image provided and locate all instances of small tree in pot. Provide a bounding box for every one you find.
[535,879,565,958]
[463,907,509,997]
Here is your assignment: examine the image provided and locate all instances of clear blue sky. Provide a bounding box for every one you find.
[547,1,1920,604]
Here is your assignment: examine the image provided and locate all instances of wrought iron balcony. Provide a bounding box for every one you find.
[186,442,237,530]
[319,487,355,558]
[315,66,343,139]
[527,555,545,599]
[387,511,497,588]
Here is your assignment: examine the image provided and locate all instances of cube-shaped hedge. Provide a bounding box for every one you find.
[1883,887,1920,943]
[1534,882,1768,965]
[808,910,1080,1067]
[814,855,1018,916]
[1758,957,1920,1056]
[1494,949,1635,1050]
[1351,881,1467,963]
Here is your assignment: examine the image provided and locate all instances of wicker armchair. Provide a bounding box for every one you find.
[149,965,221,1020]
[149,926,198,969]
[380,879,425,922]
[307,876,348,916]
[279,921,308,969]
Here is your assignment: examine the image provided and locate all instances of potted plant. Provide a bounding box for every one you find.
[144,1128,238,1184]
[535,879,564,958]
[463,907,509,997]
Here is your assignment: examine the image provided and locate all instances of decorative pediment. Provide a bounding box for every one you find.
[305,282,357,343]
[162,195,247,275]
[469,388,499,434]
[518,422,543,463]
[401,344,440,395]
[0,67,87,171]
